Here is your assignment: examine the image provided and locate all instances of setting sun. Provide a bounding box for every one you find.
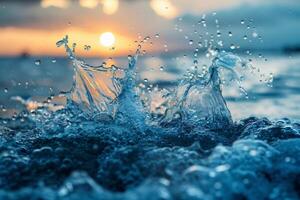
[100,32,116,47]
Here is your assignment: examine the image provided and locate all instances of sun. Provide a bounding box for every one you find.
[100,32,116,47]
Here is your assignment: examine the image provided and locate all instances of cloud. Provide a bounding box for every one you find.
[0,0,299,54]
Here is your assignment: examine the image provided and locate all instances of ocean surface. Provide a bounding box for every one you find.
[1,52,300,120]
[0,50,300,200]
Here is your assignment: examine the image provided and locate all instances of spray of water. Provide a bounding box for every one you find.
[56,35,250,130]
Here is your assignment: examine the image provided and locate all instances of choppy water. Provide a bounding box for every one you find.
[1,52,300,120]
[0,34,300,199]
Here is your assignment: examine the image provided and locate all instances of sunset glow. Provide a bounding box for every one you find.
[150,0,178,19]
[101,0,119,15]
[0,27,136,57]
[41,0,70,9]
[79,0,99,8]
[100,32,116,47]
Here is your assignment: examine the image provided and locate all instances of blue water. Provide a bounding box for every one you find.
[1,53,300,120]
[0,36,300,199]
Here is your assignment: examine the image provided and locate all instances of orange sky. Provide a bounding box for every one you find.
[0,0,184,57]
[0,27,139,57]
[1,0,297,57]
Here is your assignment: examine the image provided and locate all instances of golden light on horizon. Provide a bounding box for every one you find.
[100,32,116,47]
[101,0,119,15]
[79,0,99,8]
[0,27,162,57]
[41,0,70,9]
[150,0,178,19]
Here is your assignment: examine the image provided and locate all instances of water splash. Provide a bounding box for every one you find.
[56,36,146,129]
[57,36,123,118]
[1,18,300,200]
[56,35,250,130]
[147,50,247,129]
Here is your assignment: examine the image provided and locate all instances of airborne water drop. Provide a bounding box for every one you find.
[34,60,41,66]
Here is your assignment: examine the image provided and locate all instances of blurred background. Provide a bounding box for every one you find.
[0,0,300,120]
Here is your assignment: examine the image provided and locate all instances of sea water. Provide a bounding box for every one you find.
[0,23,300,200]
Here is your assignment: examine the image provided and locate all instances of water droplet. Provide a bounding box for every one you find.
[243,35,248,40]
[241,20,245,24]
[72,43,77,52]
[144,36,151,41]
[111,65,117,71]
[189,40,194,45]
[51,59,57,63]
[144,78,148,83]
[198,42,203,47]
[228,32,233,37]
[4,88,8,93]
[35,60,41,66]
[155,34,160,38]
[84,45,91,51]
[252,32,258,38]
[217,41,223,47]
[160,66,164,71]
[230,44,236,50]
[193,60,198,66]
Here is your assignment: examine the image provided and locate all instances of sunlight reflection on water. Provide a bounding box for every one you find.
[0,53,299,120]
